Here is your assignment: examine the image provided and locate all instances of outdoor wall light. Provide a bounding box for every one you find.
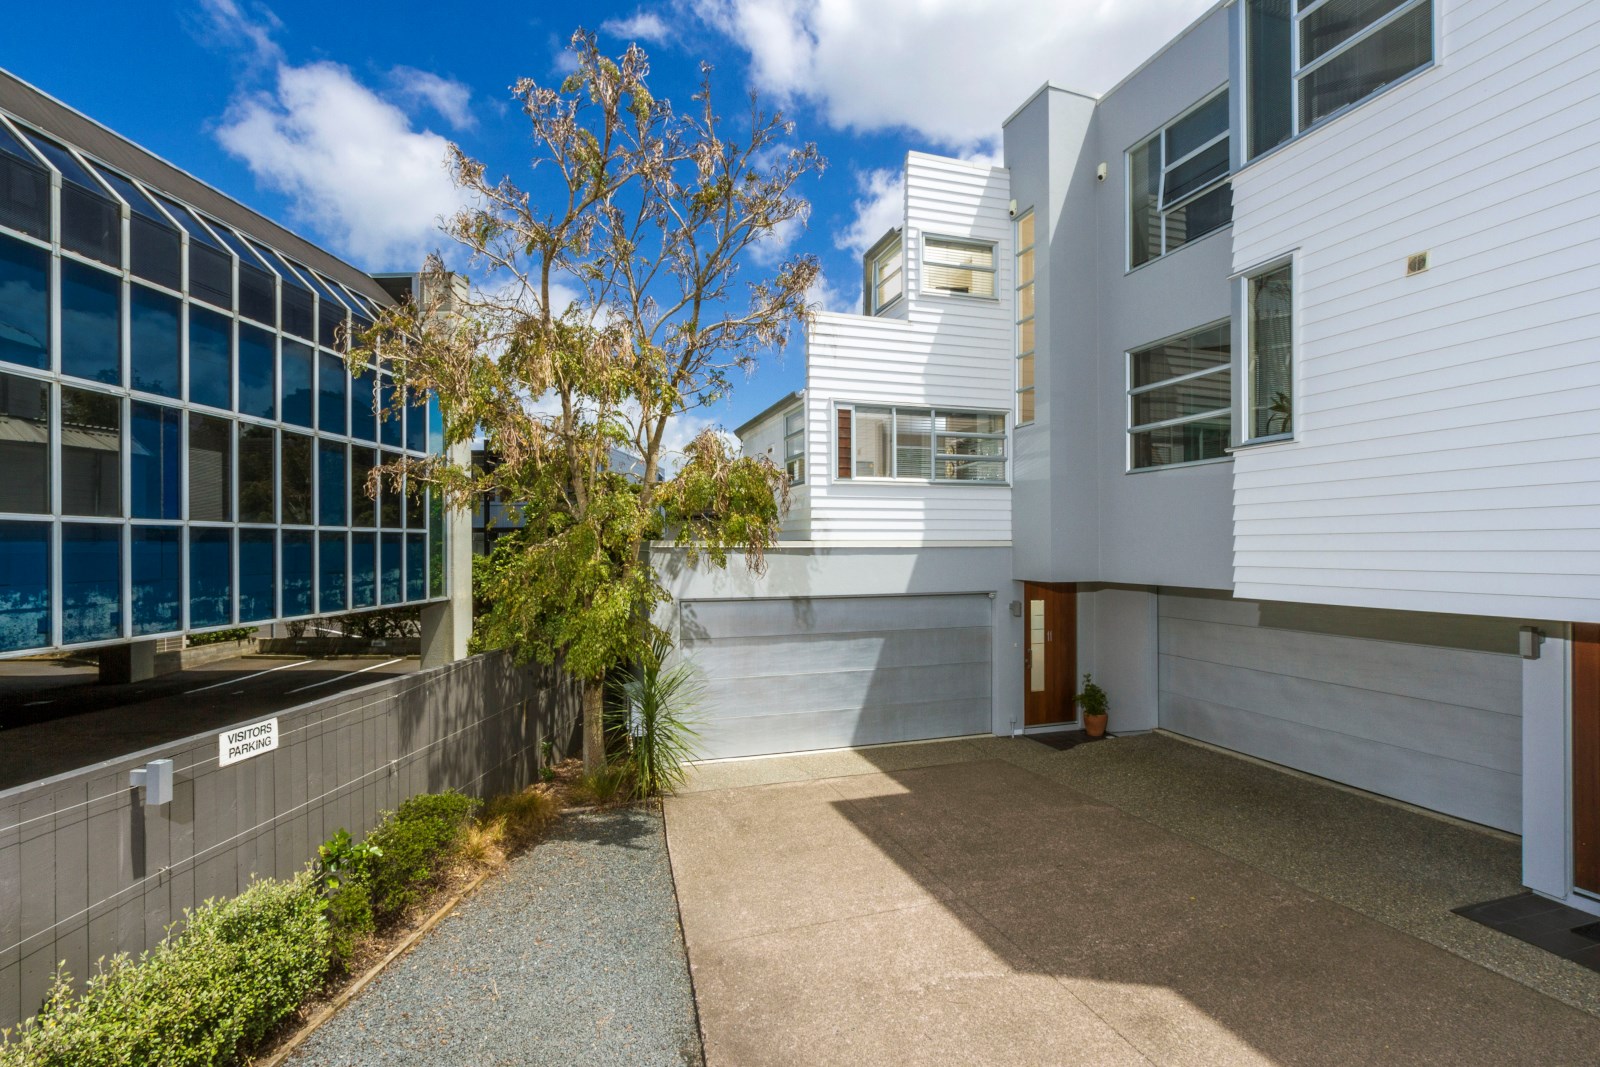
[1518,626,1544,660]
[130,759,174,806]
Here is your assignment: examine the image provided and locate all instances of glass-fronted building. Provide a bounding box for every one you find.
[0,71,449,657]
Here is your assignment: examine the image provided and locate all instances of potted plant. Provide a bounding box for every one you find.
[1075,674,1109,738]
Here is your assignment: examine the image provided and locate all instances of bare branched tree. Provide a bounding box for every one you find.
[355,33,823,769]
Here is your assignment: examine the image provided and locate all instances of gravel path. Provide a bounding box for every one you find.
[290,808,704,1067]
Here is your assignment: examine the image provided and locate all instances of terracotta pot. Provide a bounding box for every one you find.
[1083,712,1108,738]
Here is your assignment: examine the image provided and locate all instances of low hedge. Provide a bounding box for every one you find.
[0,874,330,1067]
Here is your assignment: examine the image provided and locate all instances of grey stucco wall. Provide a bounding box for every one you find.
[0,650,580,1029]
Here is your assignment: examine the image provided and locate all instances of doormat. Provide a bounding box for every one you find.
[1453,892,1600,973]
[1025,730,1107,752]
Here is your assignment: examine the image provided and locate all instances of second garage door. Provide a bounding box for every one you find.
[677,593,993,759]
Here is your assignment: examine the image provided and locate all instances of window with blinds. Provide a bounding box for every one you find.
[835,404,1006,483]
[923,236,995,298]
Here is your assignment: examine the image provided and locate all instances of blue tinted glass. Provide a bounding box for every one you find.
[189,528,232,627]
[281,431,313,524]
[282,530,313,616]
[379,377,402,447]
[62,523,120,643]
[96,169,165,222]
[0,371,49,514]
[25,134,98,189]
[131,526,180,635]
[0,521,50,652]
[318,441,347,526]
[238,323,275,420]
[380,532,402,604]
[427,394,443,455]
[405,388,426,452]
[318,532,346,613]
[349,365,376,441]
[405,533,426,601]
[188,306,233,410]
[318,352,347,434]
[239,529,276,622]
[130,402,181,519]
[0,237,49,370]
[130,285,180,397]
[351,532,376,608]
[282,340,313,428]
[60,259,121,385]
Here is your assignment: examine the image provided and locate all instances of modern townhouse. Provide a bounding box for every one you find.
[662,0,1600,920]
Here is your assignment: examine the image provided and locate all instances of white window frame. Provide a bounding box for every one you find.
[1245,0,1436,160]
[834,402,1008,485]
[921,234,997,300]
[870,239,903,315]
[1127,87,1232,272]
[783,407,805,486]
[1014,210,1036,426]
[1239,256,1297,446]
[1126,320,1232,473]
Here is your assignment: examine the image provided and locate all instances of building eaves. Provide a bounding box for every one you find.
[734,390,803,440]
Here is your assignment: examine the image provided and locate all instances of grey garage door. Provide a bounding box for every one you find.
[678,593,992,759]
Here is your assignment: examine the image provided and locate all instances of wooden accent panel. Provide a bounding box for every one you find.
[1575,623,1600,894]
[1023,582,1076,727]
[836,409,852,479]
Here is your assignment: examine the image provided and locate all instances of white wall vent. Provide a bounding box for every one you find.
[1406,251,1430,276]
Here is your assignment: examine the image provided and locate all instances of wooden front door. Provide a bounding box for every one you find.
[1023,582,1076,726]
[1576,623,1600,895]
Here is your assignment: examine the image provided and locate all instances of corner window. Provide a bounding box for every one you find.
[1245,263,1294,441]
[871,240,903,313]
[1247,0,1433,159]
[835,405,1006,483]
[1130,89,1232,269]
[783,408,805,485]
[923,236,995,298]
[1128,322,1231,470]
[1015,211,1036,425]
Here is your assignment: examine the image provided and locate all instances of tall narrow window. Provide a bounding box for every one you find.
[239,529,276,622]
[281,431,313,524]
[1129,90,1232,268]
[238,324,275,420]
[130,402,180,519]
[923,237,995,297]
[131,527,181,635]
[60,386,120,517]
[238,425,276,524]
[188,528,232,628]
[0,236,49,371]
[783,408,805,485]
[61,523,120,643]
[1129,322,1232,470]
[188,306,233,411]
[0,371,48,514]
[853,407,892,478]
[188,413,232,521]
[130,285,180,398]
[1247,263,1294,440]
[1015,211,1036,424]
[869,235,903,314]
[282,340,314,428]
[60,260,122,385]
[0,521,51,651]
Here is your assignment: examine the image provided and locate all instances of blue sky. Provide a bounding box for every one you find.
[2,0,1213,437]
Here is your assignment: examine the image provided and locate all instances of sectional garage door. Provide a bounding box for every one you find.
[678,593,992,759]
[1157,591,1523,832]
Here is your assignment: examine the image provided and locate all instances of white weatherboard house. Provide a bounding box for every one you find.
[657,0,1600,921]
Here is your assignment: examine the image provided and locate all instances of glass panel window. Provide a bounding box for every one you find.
[406,533,426,601]
[1015,210,1036,423]
[282,340,314,428]
[923,237,995,298]
[281,431,313,524]
[130,285,180,398]
[1129,89,1231,268]
[239,529,276,622]
[1248,264,1294,439]
[0,236,50,370]
[188,412,232,521]
[282,530,313,617]
[0,134,50,240]
[935,410,1007,482]
[239,425,275,524]
[0,521,50,651]
[0,371,48,513]
[188,306,233,411]
[61,523,120,643]
[379,376,403,448]
[894,409,932,480]
[852,407,892,478]
[351,446,376,526]
[405,478,424,529]
[238,324,275,420]
[280,275,313,341]
[405,388,427,452]
[318,351,347,434]
[783,408,804,485]
[130,401,181,519]
[350,364,377,441]
[28,135,120,268]
[379,452,402,528]
[1129,322,1232,470]
[60,260,121,385]
[351,531,376,608]
[131,526,180,636]
[380,532,402,604]
[871,239,902,313]
[319,532,347,613]
[1248,0,1294,158]
[840,405,1007,483]
[189,528,232,628]
[97,170,182,291]
[60,386,121,517]
[319,440,347,526]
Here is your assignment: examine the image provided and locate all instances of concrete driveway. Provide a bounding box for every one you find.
[664,742,1600,1066]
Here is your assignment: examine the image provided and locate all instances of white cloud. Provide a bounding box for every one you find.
[806,270,856,314]
[195,0,283,67]
[748,214,803,266]
[389,67,475,130]
[216,62,464,269]
[694,0,1218,148]
[835,167,903,256]
[600,11,674,44]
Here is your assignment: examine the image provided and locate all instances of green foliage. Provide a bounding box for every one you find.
[184,627,256,647]
[609,636,703,797]
[1074,674,1109,718]
[0,876,330,1067]
[574,763,634,807]
[360,792,480,924]
[315,829,383,969]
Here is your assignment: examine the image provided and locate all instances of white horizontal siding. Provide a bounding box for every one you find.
[1229,0,1600,621]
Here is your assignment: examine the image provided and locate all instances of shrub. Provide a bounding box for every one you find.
[315,829,383,970]
[0,875,330,1067]
[573,763,634,807]
[609,636,702,797]
[361,791,480,924]
[460,786,561,867]
[185,627,256,648]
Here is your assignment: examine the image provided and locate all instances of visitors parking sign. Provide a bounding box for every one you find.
[219,718,280,767]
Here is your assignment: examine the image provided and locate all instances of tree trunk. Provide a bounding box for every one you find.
[582,676,606,773]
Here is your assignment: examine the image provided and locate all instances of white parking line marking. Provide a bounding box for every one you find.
[23,700,53,707]
[185,659,315,694]
[285,658,404,695]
